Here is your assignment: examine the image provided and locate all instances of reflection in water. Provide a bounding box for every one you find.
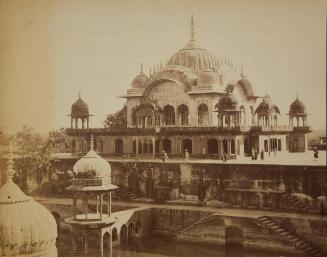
[58,234,303,257]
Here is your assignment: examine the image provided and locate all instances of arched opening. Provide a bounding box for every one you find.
[155,139,160,153]
[128,223,135,241]
[71,140,76,153]
[207,138,218,155]
[163,105,175,125]
[198,104,209,125]
[115,139,123,154]
[177,104,189,125]
[244,138,250,155]
[120,225,128,243]
[225,226,243,249]
[132,140,136,154]
[182,139,193,154]
[103,232,110,248]
[96,140,104,153]
[278,139,281,151]
[264,140,268,152]
[51,212,60,235]
[240,106,246,126]
[231,140,235,154]
[162,139,172,153]
[112,227,118,242]
[135,222,141,234]
[223,140,228,154]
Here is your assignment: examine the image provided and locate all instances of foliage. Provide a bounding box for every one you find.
[12,126,70,192]
[104,105,127,128]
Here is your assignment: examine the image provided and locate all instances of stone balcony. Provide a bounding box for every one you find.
[66,125,312,136]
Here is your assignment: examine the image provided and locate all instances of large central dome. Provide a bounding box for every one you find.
[168,16,219,73]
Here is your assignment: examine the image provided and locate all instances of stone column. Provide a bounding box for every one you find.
[84,232,88,254]
[136,138,139,156]
[85,197,88,220]
[87,118,89,129]
[73,192,77,218]
[100,194,103,220]
[71,117,73,129]
[296,117,299,127]
[82,118,85,129]
[152,137,155,157]
[75,118,78,129]
[108,192,111,216]
[96,195,99,213]
[100,230,104,257]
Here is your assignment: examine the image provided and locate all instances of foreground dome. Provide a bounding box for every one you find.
[0,145,57,257]
[289,95,306,114]
[71,95,89,116]
[217,92,238,109]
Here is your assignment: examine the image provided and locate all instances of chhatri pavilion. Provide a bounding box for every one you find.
[66,17,310,160]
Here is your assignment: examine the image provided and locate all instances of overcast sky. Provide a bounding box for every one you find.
[0,0,325,134]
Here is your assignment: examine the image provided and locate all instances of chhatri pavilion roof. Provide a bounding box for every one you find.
[0,143,57,257]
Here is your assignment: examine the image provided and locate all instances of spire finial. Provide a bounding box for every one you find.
[190,15,195,42]
[240,64,245,78]
[296,92,299,100]
[141,63,143,74]
[78,92,81,99]
[90,134,94,150]
[6,142,15,182]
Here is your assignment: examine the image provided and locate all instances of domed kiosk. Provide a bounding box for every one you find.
[0,144,57,257]
[69,93,92,129]
[65,135,118,256]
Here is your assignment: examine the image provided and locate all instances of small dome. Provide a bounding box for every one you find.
[71,96,89,117]
[217,92,238,109]
[255,95,280,114]
[73,149,111,181]
[290,96,306,114]
[197,69,219,86]
[0,148,57,257]
[131,72,149,88]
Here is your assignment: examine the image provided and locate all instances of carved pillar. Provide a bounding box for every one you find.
[82,118,85,129]
[87,118,89,128]
[73,192,77,218]
[108,192,111,216]
[100,194,103,220]
[71,117,73,129]
[100,230,103,257]
[75,118,78,129]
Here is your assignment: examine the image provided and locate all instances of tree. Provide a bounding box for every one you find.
[104,105,127,128]
[12,126,70,192]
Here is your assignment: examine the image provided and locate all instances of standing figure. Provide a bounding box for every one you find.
[260,150,264,160]
[251,147,255,160]
[185,149,189,162]
[314,147,319,159]
[162,150,168,162]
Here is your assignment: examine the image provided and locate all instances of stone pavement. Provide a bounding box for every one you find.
[36,196,327,222]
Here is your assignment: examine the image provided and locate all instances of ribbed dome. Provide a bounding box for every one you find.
[131,72,149,88]
[290,96,306,114]
[168,41,219,73]
[198,69,219,86]
[217,93,238,109]
[73,149,111,181]
[255,95,280,114]
[0,149,57,257]
[71,96,89,117]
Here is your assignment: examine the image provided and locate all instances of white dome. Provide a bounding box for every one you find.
[73,149,111,181]
[0,158,57,257]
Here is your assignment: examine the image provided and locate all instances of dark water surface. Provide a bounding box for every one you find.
[58,234,304,257]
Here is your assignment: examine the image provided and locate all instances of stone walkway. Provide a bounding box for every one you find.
[37,196,327,222]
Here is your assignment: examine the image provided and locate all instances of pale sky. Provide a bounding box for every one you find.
[0,0,326,134]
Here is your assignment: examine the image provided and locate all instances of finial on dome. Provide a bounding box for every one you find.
[140,63,143,74]
[296,92,299,100]
[6,141,15,182]
[240,64,245,78]
[90,134,94,150]
[78,92,81,99]
[190,15,195,42]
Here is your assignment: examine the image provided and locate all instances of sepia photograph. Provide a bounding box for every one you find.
[0,0,326,256]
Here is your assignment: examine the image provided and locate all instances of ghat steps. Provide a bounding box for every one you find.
[282,193,311,212]
[257,216,324,257]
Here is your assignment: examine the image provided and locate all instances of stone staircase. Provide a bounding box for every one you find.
[282,193,311,212]
[112,186,137,200]
[257,216,324,257]
[171,213,218,239]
